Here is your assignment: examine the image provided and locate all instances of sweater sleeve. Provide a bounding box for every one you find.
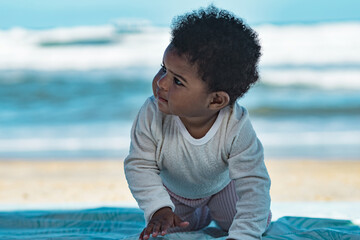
[124,97,175,224]
[226,107,271,240]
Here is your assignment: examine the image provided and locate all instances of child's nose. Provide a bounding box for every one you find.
[157,74,170,90]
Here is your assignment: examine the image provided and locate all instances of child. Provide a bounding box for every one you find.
[124,5,271,240]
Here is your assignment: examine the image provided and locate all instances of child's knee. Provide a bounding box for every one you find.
[169,207,212,233]
[188,207,212,231]
[214,219,232,231]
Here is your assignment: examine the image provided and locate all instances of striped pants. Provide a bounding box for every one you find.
[166,181,271,233]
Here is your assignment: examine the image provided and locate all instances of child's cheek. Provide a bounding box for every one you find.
[152,70,162,97]
[152,80,157,97]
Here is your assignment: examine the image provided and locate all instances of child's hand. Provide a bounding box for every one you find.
[139,207,189,240]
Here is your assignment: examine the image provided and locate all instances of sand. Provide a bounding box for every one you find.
[267,160,360,201]
[0,159,359,205]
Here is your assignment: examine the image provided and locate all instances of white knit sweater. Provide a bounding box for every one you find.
[124,96,271,239]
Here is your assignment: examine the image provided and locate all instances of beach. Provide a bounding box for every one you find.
[0,159,359,205]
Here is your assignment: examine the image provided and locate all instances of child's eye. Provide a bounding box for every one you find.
[174,78,184,86]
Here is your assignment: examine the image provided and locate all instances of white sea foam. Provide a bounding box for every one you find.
[260,68,360,89]
[259,131,360,146]
[0,22,359,89]
[256,22,360,66]
[0,137,130,152]
[0,25,170,71]
[1,131,359,153]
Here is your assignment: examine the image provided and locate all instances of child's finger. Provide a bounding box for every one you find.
[151,222,161,237]
[143,223,154,240]
[159,221,172,235]
[179,221,190,228]
[138,228,145,240]
[174,215,189,228]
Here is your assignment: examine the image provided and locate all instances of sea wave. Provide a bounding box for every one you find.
[0,137,130,152]
[259,131,360,146]
[1,131,358,156]
[249,105,360,116]
[260,68,360,89]
[0,24,169,71]
[256,22,360,66]
[0,21,359,89]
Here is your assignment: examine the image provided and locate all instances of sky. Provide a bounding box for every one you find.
[1,0,360,29]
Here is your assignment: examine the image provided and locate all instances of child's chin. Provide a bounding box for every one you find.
[158,108,170,115]
[157,104,171,115]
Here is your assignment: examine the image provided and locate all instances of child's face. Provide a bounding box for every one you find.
[152,45,214,118]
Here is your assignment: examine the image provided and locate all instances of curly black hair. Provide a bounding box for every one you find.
[170,5,261,106]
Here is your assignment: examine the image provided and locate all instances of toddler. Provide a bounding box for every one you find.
[124,5,271,240]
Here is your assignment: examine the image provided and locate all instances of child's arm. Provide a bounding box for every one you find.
[124,98,175,223]
[124,97,189,238]
[226,107,271,239]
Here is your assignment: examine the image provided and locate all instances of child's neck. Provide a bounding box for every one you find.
[179,111,219,139]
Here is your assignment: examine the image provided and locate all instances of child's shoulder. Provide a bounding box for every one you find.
[138,96,158,114]
[132,96,164,136]
[228,102,249,122]
[145,95,157,107]
[134,96,161,124]
[223,102,253,136]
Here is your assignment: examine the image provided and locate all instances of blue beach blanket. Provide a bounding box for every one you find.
[0,207,359,239]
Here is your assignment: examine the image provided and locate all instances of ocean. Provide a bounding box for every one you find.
[0,22,359,159]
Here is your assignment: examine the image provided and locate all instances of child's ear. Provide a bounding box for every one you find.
[208,91,230,110]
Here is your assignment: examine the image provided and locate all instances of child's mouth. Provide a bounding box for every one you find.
[158,96,168,103]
